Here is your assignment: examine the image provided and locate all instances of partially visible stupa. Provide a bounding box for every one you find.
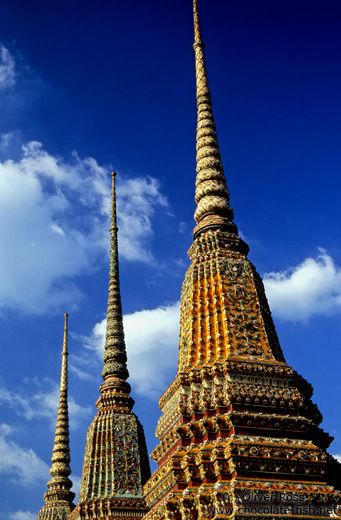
[37,314,75,520]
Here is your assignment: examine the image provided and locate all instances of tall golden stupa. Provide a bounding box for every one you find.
[143,2,341,519]
[36,1,341,519]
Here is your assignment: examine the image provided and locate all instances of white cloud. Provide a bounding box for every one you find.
[9,511,36,520]
[69,364,97,383]
[0,132,15,150]
[0,45,16,90]
[116,176,168,262]
[0,423,49,485]
[82,301,180,398]
[0,139,167,314]
[263,250,341,322]
[0,382,92,430]
[333,454,341,463]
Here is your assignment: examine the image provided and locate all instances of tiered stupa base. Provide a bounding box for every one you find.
[143,360,341,520]
[71,379,151,520]
[38,494,75,520]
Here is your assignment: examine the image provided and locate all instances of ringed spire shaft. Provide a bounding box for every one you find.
[101,171,129,385]
[193,0,236,238]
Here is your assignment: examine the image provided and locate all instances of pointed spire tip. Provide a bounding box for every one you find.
[192,0,237,238]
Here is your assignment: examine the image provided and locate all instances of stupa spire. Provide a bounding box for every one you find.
[193,0,236,238]
[101,171,129,386]
[75,173,150,520]
[37,314,75,520]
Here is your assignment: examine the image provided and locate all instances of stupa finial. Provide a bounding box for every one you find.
[37,313,75,520]
[193,0,203,44]
[193,0,237,238]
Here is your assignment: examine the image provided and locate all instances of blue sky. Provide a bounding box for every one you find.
[0,0,341,518]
